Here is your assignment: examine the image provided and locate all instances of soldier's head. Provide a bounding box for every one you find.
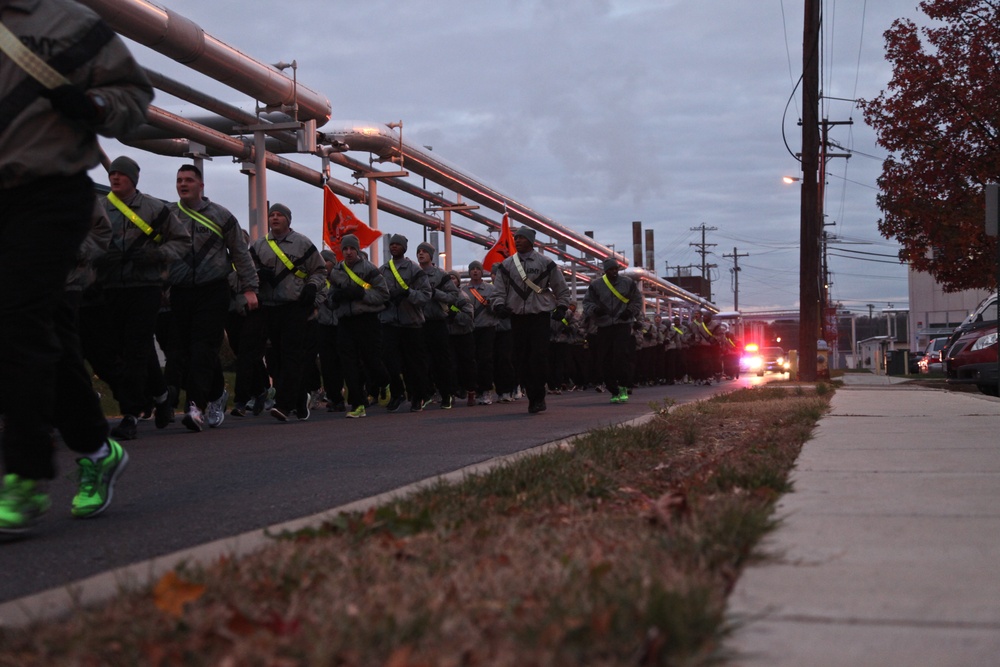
[176,164,204,204]
[108,156,140,198]
[468,260,484,282]
[268,203,292,236]
[602,257,620,279]
[416,242,436,267]
[513,227,536,254]
[388,234,408,260]
[341,234,360,265]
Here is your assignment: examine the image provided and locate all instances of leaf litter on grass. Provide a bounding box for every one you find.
[0,387,830,667]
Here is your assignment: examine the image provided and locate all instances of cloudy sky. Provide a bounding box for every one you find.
[92,0,930,313]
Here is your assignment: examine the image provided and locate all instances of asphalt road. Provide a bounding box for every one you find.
[0,377,760,603]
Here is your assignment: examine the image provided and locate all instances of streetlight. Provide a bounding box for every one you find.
[782,176,802,184]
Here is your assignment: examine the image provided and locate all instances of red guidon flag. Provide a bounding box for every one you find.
[482,211,515,272]
[323,186,382,260]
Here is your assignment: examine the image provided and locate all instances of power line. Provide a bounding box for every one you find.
[828,251,905,265]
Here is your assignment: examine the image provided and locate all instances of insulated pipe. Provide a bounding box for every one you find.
[135,107,494,247]
[79,0,331,123]
[137,112,705,306]
[324,122,618,262]
[326,152,599,274]
[136,111,709,306]
[142,69,297,149]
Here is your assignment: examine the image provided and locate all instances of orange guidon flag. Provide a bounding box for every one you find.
[482,211,516,272]
[323,185,382,261]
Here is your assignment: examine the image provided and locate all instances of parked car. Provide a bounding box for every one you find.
[936,291,997,374]
[945,320,998,396]
[917,337,950,374]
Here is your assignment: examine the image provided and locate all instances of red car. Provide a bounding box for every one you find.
[945,321,998,397]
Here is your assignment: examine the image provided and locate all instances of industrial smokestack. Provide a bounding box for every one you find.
[632,221,642,268]
[645,229,655,271]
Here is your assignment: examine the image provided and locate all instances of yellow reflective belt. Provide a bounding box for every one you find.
[176,201,223,239]
[107,192,162,243]
[266,236,308,279]
[343,263,370,289]
[388,259,409,291]
[602,274,629,304]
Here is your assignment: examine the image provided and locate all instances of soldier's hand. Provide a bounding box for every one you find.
[344,283,366,300]
[42,85,100,123]
[298,283,318,306]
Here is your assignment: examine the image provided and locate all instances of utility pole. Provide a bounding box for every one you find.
[689,223,718,301]
[723,247,749,311]
[689,223,718,281]
[798,0,821,381]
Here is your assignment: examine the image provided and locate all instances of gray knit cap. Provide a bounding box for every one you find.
[108,156,140,186]
[268,203,292,222]
[388,233,408,251]
[513,226,536,244]
[341,234,360,251]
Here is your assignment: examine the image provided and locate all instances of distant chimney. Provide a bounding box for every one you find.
[632,221,642,267]
[645,229,654,271]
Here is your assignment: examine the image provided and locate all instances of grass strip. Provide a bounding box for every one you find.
[0,385,831,666]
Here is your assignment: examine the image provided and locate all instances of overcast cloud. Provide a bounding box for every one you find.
[93,0,927,313]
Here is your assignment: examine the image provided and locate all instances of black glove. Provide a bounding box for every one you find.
[618,310,632,322]
[447,308,458,319]
[328,288,348,303]
[41,85,100,123]
[344,283,366,300]
[258,266,275,285]
[551,305,568,321]
[390,289,408,305]
[593,304,608,317]
[492,304,512,319]
[298,283,318,306]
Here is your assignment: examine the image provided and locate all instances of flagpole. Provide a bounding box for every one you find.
[367,177,379,265]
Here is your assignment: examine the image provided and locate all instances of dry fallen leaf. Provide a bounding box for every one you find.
[153,571,206,618]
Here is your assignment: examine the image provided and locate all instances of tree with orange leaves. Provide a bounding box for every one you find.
[859,0,999,291]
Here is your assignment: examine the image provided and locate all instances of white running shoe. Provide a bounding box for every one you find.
[182,402,205,433]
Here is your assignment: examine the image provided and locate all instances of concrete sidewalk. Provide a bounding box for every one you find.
[726,375,1000,666]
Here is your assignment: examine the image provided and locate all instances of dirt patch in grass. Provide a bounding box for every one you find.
[0,387,831,666]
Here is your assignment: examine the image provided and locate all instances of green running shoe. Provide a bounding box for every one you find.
[0,474,50,533]
[72,439,129,519]
[617,390,629,403]
[346,405,366,419]
[610,393,621,404]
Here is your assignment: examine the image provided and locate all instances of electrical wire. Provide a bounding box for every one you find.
[828,251,905,265]
[830,246,901,258]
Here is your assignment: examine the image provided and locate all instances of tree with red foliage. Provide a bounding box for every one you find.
[858,0,999,291]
